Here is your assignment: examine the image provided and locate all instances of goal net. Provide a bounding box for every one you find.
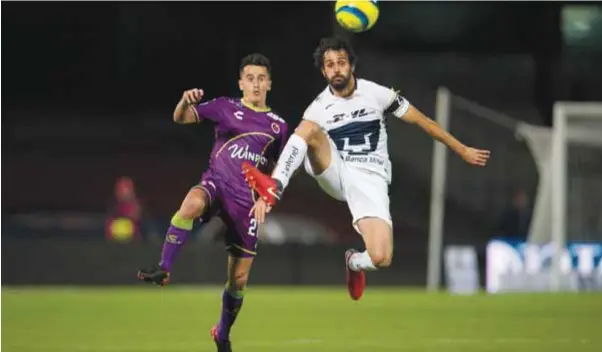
[427,88,602,293]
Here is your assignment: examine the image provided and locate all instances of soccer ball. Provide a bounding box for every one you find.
[335,0,380,33]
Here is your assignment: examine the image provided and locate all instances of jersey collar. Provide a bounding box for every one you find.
[241,98,271,112]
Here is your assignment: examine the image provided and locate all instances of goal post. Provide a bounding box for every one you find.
[427,87,531,292]
[426,87,450,292]
[428,91,602,293]
[550,102,602,291]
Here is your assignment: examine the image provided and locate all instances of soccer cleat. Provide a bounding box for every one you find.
[137,264,170,286]
[241,161,283,207]
[345,249,366,301]
[210,325,232,352]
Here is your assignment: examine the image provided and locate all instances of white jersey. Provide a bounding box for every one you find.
[303,78,410,184]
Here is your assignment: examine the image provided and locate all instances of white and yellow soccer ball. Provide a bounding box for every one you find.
[335,0,380,33]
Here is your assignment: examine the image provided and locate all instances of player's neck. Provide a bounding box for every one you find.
[330,76,357,98]
[241,98,269,112]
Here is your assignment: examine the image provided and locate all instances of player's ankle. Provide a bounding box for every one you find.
[348,251,377,272]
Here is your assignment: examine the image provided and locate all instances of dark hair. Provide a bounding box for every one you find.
[313,36,357,69]
[239,53,272,76]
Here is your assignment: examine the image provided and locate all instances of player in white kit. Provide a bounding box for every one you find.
[242,37,490,300]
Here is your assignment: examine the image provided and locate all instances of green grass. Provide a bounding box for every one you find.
[2,286,602,351]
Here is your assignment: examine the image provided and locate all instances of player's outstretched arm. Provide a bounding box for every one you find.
[401,105,491,166]
[173,88,204,124]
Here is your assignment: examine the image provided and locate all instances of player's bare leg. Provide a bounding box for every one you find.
[137,187,209,285]
[211,255,253,352]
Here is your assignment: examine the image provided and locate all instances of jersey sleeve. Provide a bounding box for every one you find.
[369,81,411,118]
[191,97,225,123]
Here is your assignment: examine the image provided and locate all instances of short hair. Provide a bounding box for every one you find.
[313,36,357,69]
[239,53,272,76]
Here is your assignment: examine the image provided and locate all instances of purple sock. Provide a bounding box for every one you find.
[158,213,193,272]
[217,289,244,341]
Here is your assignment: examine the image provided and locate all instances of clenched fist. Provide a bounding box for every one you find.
[182,88,204,106]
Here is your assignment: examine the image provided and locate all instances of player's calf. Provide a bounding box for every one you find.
[350,217,394,270]
[137,188,209,284]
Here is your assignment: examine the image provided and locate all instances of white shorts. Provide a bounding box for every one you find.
[303,139,392,233]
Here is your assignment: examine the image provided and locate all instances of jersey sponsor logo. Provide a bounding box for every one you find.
[228,144,268,165]
[326,108,375,124]
[328,120,381,156]
[234,111,244,120]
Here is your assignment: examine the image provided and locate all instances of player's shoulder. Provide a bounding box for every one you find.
[358,78,394,96]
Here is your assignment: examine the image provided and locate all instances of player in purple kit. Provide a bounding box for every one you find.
[137,53,288,352]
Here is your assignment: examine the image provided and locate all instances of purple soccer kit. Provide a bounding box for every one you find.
[192,97,288,257]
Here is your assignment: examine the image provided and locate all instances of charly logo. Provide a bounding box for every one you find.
[271,122,280,134]
[228,144,268,165]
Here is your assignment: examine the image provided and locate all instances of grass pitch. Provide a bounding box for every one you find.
[2,286,601,351]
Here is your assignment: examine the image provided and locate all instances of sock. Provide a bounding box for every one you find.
[271,134,308,189]
[348,251,378,272]
[158,212,193,272]
[217,287,244,341]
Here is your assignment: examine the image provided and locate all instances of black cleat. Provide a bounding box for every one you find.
[211,325,232,352]
[137,264,170,286]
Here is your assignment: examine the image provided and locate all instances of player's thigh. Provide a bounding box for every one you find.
[179,187,210,218]
[220,202,260,259]
[227,255,254,289]
[345,169,392,228]
[304,135,345,201]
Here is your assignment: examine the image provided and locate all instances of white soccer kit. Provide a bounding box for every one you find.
[302,78,411,231]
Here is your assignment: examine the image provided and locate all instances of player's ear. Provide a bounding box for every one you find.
[238,78,244,92]
[351,65,356,73]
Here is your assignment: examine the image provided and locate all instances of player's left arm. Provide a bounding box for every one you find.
[399,104,490,166]
[377,86,490,166]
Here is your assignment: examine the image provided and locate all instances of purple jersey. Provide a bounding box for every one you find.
[191,97,288,257]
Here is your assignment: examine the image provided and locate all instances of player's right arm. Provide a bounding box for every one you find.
[173,88,205,124]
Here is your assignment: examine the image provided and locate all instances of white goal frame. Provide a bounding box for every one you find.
[550,102,602,291]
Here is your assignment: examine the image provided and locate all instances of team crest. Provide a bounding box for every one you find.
[271,122,280,134]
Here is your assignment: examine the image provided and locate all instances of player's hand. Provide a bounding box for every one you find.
[182,88,204,106]
[250,198,272,224]
[461,147,491,166]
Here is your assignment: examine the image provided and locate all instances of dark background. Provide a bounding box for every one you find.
[3,1,602,286]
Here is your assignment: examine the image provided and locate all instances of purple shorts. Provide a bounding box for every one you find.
[193,169,259,258]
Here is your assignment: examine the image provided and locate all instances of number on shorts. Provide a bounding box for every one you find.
[248,218,258,237]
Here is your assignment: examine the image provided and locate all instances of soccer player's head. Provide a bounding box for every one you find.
[239,53,272,106]
[313,36,357,92]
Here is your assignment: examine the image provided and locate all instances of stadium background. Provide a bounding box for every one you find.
[3,1,602,285]
[2,2,602,351]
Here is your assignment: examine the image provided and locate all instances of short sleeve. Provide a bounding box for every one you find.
[367,81,411,118]
[192,97,225,123]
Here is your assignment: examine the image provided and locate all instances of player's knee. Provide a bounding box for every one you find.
[229,271,249,291]
[179,191,207,218]
[294,120,322,147]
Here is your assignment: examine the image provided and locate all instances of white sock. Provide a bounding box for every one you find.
[271,134,308,189]
[348,251,377,272]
